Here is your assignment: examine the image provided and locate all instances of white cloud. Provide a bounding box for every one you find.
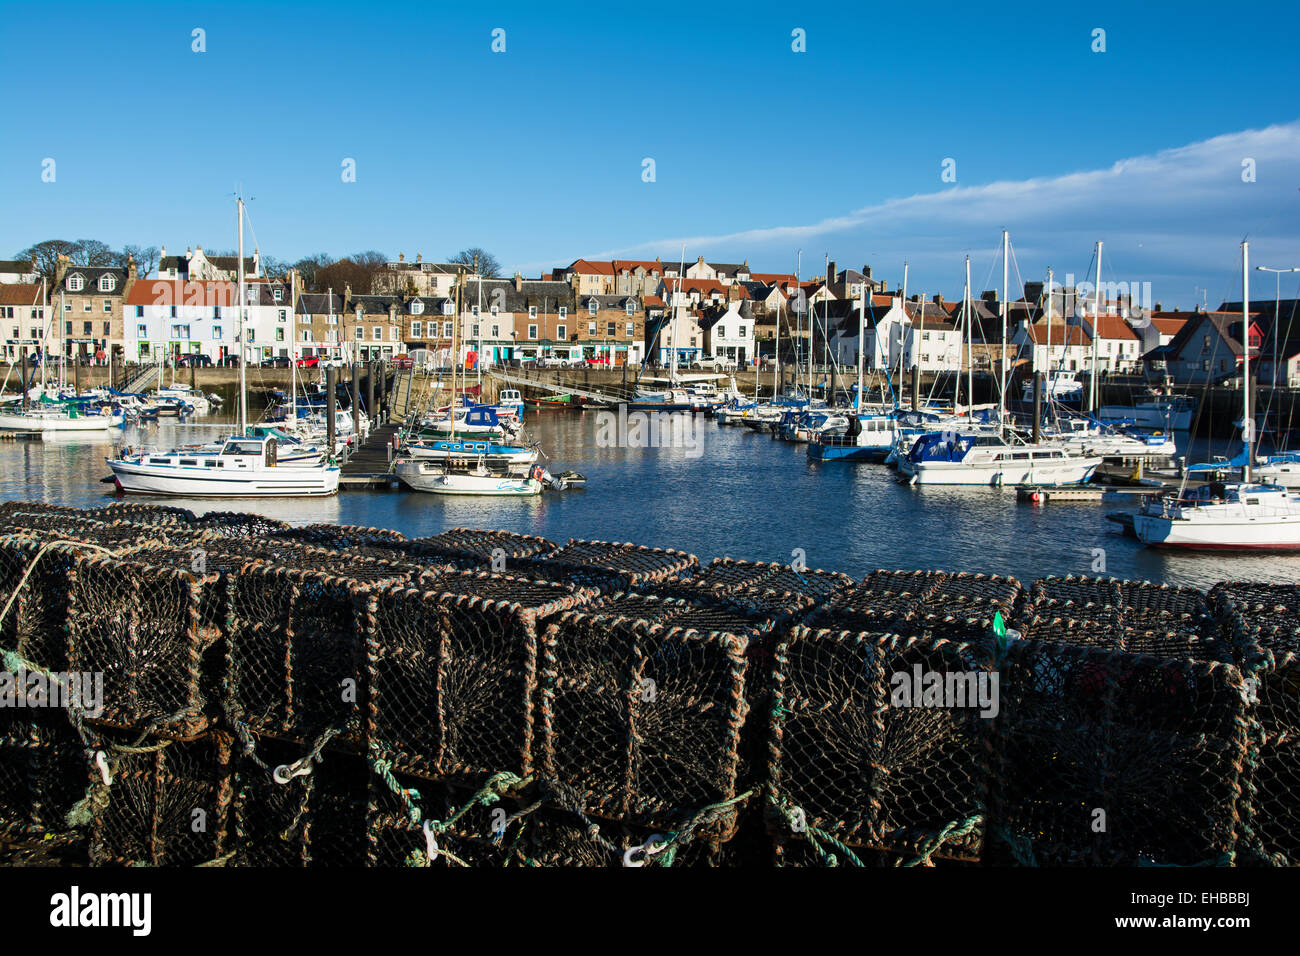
[562,121,1300,305]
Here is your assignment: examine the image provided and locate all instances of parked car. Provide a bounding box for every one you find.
[318,357,347,369]
[177,353,213,368]
[691,356,736,371]
[537,356,568,368]
[265,355,292,369]
[296,356,320,368]
[218,355,241,367]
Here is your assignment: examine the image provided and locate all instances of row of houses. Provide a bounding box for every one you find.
[2,249,1295,384]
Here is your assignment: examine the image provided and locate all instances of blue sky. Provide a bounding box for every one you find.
[2,0,1298,307]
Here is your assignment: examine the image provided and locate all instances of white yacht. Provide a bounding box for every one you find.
[899,432,1101,486]
[1096,393,1195,431]
[1132,242,1300,550]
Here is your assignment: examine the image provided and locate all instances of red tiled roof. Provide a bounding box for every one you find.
[1025,321,1092,346]
[643,295,665,307]
[125,279,239,307]
[0,283,42,305]
[568,259,615,275]
[750,272,799,286]
[612,260,665,273]
[1092,314,1139,341]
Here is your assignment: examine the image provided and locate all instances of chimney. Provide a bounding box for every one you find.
[514,272,523,292]
[127,255,138,281]
[828,261,837,284]
[1154,301,1163,312]
[416,253,421,263]
[398,252,405,263]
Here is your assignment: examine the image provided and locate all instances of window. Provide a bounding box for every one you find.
[136,306,144,318]
[213,326,223,340]
[738,326,746,337]
[528,306,538,319]
[247,330,255,343]
[137,324,148,338]
[355,327,364,340]
[411,321,422,338]
[372,327,382,340]
[490,303,499,315]
[171,325,190,338]
[588,321,596,334]
[83,322,92,336]
[556,324,566,340]
[491,325,499,337]
[30,328,39,340]
[559,307,567,319]
[65,321,72,335]
[273,288,283,302]
[302,330,311,342]
[170,306,177,318]
[278,309,286,322]
[102,299,112,312]
[625,301,634,316]
[626,322,634,336]
[443,322,453,337]
[442,300,454,315]
[472,305,480,317]
[83,302,92,312]
[67,275,84,292]
[607,322,616,336]
[390,326,399,341]
[528,325,538,340]
[589,301,597,316]
[275,328,284,342]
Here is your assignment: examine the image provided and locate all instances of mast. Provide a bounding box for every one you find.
[900,261,909,398]
[237,197,248,434]
[476,256,483,385]
[856,281,864,411]
[451,268,462,440]
[1243,241,1252,482]
[1000,231,1008,434]
[964,256,973,422]
[1092,241,1103,413]
[774,293,781,398]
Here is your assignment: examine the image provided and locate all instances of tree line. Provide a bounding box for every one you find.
[12,241,503,295]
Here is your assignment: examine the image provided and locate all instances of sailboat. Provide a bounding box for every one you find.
[106,197,340,497]
[395,268,543,495]
[1132,241,1300,549]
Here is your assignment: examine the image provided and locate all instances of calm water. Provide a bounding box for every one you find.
[3,412,1299,589]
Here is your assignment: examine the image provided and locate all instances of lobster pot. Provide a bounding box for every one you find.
[227,565,409,743]
[0,710,92,837]
[231,733,369,867]
[90,502,197,528]
[815,570,1024,642]
[1029,575,1219,642]
[523,803,734,867]
[986,639,1248,866]
[366,770,529,867]
[267,523,408,551]
[66,555,216,732]
[90,731,233,867]
[189,510,290,539]
[515,538,699,594]
[0,536,82,674]
[768,627,992,865]
[651,556,853,607]
[539,606,748,830]
[1021,611,1232,663]
[365,573,597,784]
[410,528,559,571]
[1211,581,1300,865]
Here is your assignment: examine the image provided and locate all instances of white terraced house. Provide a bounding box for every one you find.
[123,278,291,365]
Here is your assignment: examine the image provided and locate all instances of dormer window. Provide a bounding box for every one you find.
[273,288,283,301]
[67,275,84,292]
[442,300,453,316]
[98,275,115,292]
[588,301,598,316]
[625,301,635,316]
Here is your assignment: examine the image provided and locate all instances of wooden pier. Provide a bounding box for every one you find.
[338,423,402,489]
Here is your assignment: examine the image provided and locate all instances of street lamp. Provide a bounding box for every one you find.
[1256,265,1299,386]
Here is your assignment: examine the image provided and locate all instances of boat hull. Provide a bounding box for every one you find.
[107,459,340,497]
[900,457,1101,486]
[394,462,542,496]
[0,412,114,432]
[1134,512,1300,549]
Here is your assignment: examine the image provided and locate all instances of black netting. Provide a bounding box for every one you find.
[191,511,290,539]
[267,524,408,551]
[365,575,595,783]
[768,627,992,864]
[411,528,559,571]
[90,502,197,527]
[231,733,369,866]
[540,610,748,829]
[985,641,1247,866]
[89,730,232,866]
[66,555,213,731]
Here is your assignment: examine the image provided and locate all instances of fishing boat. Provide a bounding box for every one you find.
[898,432,1102,486]
[808,415,898,462]
[1132,242,1300,549]
[496,389,525,417]
[394,457,543,496]
[0,403,116,433]
[1096,392,1195,431]
[1020,371,1083,402]
[106,196,340,498]
[404,435,539,468]
[526,393,577,409]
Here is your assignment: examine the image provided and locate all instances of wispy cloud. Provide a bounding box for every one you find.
[548,121,1300,305]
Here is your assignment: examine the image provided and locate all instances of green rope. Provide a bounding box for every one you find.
[900,815,984,867]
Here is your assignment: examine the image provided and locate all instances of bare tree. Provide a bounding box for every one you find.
[16,240,81,282]
[74,239,116,266]
[448,248,501,277]
[117,245,159,277]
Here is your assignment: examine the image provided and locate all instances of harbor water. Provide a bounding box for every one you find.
[4,410,1298,589]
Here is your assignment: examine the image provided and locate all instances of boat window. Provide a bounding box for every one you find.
[205,460,218,467]
[149,458,169,465]
[179,459,197,466]
[1246,498,1259,506]
[1012,452,1029,460]
[222,441,262,456]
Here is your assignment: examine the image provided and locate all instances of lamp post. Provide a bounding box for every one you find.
[1255,266,1299,388]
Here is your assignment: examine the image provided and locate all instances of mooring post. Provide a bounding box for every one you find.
[911,364,920,411]
[20,351,28,410]
[351,362,360,437]
[366,362,376,425]
[326,366,337,454]
[74,351,82,394]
